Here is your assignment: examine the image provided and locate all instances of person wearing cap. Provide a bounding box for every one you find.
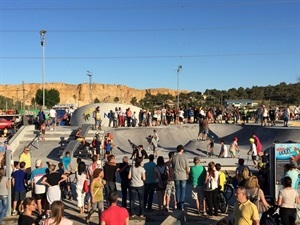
[171,145,189,210]
[19,147,31,178]
[248,138,258,167]
[30,159,48,214]
[285,161,299,190]
[229,137,240,158]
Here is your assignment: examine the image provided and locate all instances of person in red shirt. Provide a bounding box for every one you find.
[101,191,129,225]
[252,134,262,156]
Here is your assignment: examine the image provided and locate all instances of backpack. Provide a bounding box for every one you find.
[248,188,259,204]
[157,166,168,190]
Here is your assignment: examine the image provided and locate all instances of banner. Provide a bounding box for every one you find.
[275,143,300,162]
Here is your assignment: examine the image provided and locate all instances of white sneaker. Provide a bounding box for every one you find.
[12,210,18,216]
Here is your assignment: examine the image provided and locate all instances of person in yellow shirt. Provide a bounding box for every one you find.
[233,186,259,225]
[19,147,31,177]
[215,163,226,192]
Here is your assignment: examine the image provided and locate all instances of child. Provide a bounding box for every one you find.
[207,138,214,157]
[261,150,269,168]
[218,140,228,158]
[61,151,72,172]
[40,121,46,140]
[229,137,240,158]
[104,140,112,159]
[58,162,72,200]
[215,163,226,192]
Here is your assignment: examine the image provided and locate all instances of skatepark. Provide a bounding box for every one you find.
[3,117,300,224]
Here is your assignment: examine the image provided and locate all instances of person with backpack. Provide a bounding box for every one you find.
[245,175,270,218]
[154,156,168,215]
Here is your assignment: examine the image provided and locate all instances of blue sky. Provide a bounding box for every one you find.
[0,0,299,93]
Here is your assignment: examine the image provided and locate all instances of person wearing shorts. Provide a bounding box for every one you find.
[190,157,206,216]
[12,161,27,215]
[248,138,258,167]
[30,159,48,214]
[164,152,177,211]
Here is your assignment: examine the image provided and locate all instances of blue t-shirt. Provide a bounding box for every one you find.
[286,170,299,189]
[143,161,157,184]
[106,143,111,152]
[12,170,27,192]
[62,156,71,170]
[30,167,47,180]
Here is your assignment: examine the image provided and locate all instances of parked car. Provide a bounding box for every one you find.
[0,118,14,129]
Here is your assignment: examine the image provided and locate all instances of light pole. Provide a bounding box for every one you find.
[176,65,182,111]
[87,71,93,104]
[40,30,47,109]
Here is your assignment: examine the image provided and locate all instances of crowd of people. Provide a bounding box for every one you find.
[0,103,299,225]
[106,104,296,128]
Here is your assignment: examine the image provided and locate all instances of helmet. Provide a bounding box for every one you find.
[233,137,238,141]
[249,138,255,143]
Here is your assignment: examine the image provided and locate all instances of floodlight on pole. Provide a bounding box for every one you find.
[176,65,182,111]
[40,30,47,109]
[87,71,93,104]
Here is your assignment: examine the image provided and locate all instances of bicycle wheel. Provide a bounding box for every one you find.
[218,192,228,213]
[224,184,234,201]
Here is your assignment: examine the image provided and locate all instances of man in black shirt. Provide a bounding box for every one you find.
[118,156,131,208]
[130,145,148,160]
[103,155,118,205]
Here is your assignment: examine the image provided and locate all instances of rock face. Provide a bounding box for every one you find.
[1,82,181,106]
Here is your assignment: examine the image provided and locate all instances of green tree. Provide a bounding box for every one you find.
[130,97,138,106]
[114,97,119,103]
[35,88,60,108]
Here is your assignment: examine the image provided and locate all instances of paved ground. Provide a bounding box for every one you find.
[3,121,300,224]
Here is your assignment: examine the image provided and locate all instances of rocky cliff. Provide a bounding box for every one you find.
[1,83,181,107]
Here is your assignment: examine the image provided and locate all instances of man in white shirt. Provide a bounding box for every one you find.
[49,107,57,130]
[248,138,258,167]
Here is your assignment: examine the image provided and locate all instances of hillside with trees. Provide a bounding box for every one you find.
[135,82,300,110]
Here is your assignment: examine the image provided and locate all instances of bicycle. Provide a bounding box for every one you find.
[217,189,228,213]
[223,171,235,201]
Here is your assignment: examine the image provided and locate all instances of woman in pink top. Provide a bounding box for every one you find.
[44,201,73,225]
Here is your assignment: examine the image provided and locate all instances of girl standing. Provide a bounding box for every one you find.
[86,168,105,225]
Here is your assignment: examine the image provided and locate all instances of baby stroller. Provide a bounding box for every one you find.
[260,205,281,225]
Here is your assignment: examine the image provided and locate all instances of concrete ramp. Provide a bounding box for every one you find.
[109,124,300,161]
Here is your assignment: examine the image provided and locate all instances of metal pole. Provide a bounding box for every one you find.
[176,65,182,111]
[87,71,93,104]
[40,30,47,109]
[6,149,12,216]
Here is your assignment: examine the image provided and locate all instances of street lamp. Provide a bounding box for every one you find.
[176,65,182,111]
[40,30,47,109]
[87,71,93,104]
